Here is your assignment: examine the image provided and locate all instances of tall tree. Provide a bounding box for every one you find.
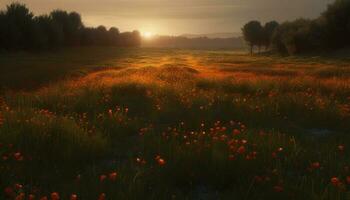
[242,21,263,55]
[263,21,279,50]
[4,3,34,50]
[321,0,350,48]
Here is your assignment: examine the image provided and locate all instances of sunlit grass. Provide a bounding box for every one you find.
[0,48,350,199]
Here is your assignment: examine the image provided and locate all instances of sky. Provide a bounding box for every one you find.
[1,0,334,36]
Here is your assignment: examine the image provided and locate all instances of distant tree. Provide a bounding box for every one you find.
[0,3,141,51]
[0,11,6,50]
[109,27,120,45]
[242,21,263,55]
[321,0,350,48]
[50,10,83,46]
[262,21,279,50]
[35,15,64,49]
[271,19,324,55]
[3,3,34,50]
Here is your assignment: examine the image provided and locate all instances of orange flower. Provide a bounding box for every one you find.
[100,175,107,182]
[98,193,106,200]
[237,146,245,154]
[109,172,117,181]
[70,194,78,200]
[331,177,340,186]
[51,192,60,200]
[157,158,166,166]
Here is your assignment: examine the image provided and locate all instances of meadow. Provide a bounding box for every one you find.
[0,47,350,199]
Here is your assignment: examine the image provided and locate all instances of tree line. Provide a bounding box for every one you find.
[0,3,141,51]
[242,0,350,55]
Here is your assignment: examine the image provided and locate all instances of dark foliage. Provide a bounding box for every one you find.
[0,3,141,51]
[242,21,278,54]
[243,0,350,55]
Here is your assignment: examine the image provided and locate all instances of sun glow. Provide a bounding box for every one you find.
[142,31,154,39]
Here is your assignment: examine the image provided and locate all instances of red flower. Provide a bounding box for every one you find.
[228,154,235,160]
[273,185,283,192]
[109,172,117,181]
[338,145,345,152]
[331,177,340,186]
[14,184,23,190]
[70,194,78,200]
[311,162,320,169]
[28,194,35,200]
[4,186,14,198]
[13,152,23,161]
[15,192,25,200]
[237,146,246,154]
[100,175,107,182]
[51,192,60,200]
[232,129,241,135]
[98,193,106,200]
[157,158,166,165]
[346,176,350,184]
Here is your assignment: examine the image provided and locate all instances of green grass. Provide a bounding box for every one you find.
[0,48,350,199]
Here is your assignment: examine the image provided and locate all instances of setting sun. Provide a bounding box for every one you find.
[142,31,154,39]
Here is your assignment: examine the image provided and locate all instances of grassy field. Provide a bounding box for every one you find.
[0,47,350,199]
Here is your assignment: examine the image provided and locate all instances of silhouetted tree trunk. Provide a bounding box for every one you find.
[250,44,253,55]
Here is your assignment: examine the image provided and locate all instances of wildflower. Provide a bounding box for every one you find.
[4,186,14,198]
[237,146,246,154]
[273,185,283,192]
[14,152,23,161]
[15,192,25,200]
[277,147,283,152]
[98,193,106,200]
[157,158,166,166]
[232,129,240,135]
[109,172,117,181]
[40,196,48,200]
[331,177,340,186]
[228,154,235,160]
[14,184,23,190]
[271,152,277,158]
[70,194,78,200]
[254,176,263,183]
[2,155,8,161]
[338,145,345,152]
[51,192,60,200]
[100,174,107,182]
[346,176,350,184]
[311,162,320,169]
[28,194,35,200]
